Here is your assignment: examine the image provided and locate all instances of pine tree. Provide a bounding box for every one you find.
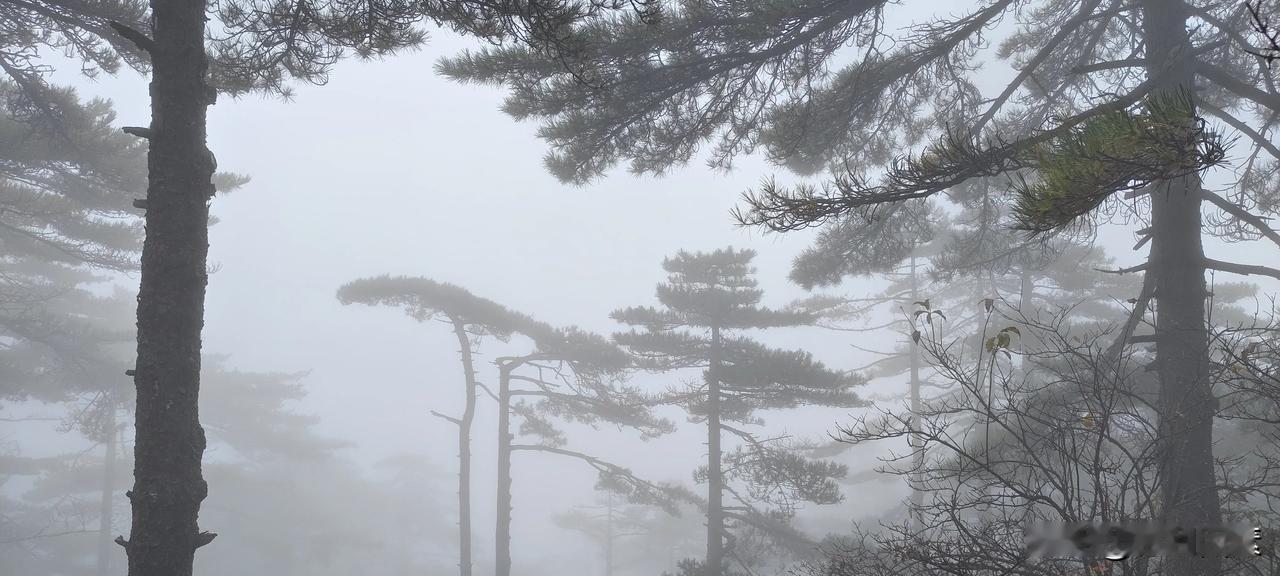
[3,1,659,572]
[336,275,532,576]
[0,0,148,119]
[612,247,863,574]
[443,7,1280,574]
[493,320,679,576]
[336,276,679,576]
[0,82,145,414]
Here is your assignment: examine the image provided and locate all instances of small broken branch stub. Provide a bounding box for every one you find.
[107,21,155,54]
[195,531,217,548]
[430,410,462,425]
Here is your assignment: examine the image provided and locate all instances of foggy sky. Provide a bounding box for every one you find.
[35,8,1279,574]
[42,27,888,573]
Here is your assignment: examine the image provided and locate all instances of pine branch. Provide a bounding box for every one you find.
[430,410,462,425]
[1199,101,1280,162]
[735,78,1161,232]
[1197,62,1280,114]
[1104,271,1155,363]
[1071,58,1147,75]
[1203,257,1280,280]
[1096,263,1149,275]
[1201,189,1280,248]
[972,2,1123,136]
[476,381,499,402]
[1246,0,1280,65]
[511,444,696,513]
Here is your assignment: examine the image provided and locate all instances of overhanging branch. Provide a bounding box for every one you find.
[1203,257,1280,280]
[1201,189,1280,248]
[735,78,1160,231]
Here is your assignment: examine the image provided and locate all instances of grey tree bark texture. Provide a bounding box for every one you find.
[123,0,217,573]
[1142,1,1223,574]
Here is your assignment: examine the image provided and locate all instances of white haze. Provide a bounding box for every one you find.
[21,4,1277,574]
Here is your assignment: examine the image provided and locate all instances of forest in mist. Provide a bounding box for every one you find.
[3,1,1280,575]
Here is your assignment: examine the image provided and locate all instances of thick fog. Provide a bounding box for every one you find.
[4,2,1280,576]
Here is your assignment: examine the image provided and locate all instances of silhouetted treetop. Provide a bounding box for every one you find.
[337,274,532,338]
[612,247,814,330]
[518,323,634,375]
[613,247,864,418]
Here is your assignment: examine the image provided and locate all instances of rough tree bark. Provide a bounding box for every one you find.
[119,0,217,573]
[706,323,724,573]
[1142,1,1222,574]
[450,318,476,576]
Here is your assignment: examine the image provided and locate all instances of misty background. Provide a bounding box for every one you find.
[4,1,1278,575]
[7,25,877,576]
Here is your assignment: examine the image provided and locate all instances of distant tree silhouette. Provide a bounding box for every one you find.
[338,275,531,576]
[613,247,864,574]
[493,320,681,576]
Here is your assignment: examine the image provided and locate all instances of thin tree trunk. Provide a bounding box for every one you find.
[1142,2,1222,574]
[126,0,216,573]
[98,401,117,576]
[451,319,476,576]
[496,364,513,576]
[706,323,724,573]
[907,258,924,529]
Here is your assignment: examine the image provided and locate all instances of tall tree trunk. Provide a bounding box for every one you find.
[126,0,216,573]
[496,364,513,576]
[98,400,117,576]
[907,258,923,529]
[1142,2,1222,574]
[451,319,476,576]
[706,323,724,573]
